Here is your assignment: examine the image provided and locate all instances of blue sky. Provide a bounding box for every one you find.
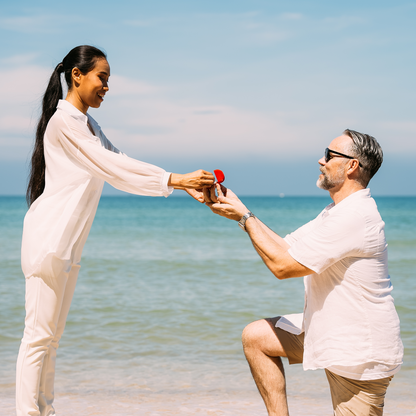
[1,0,415,196]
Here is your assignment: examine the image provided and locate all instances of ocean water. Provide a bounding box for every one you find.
[0,195,415,415]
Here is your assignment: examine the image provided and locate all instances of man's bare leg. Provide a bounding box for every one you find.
[242,319,290,416]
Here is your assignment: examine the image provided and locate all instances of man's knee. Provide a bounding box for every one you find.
[242,321,257,349]
[242,317,292,360]
[242,319,272,350]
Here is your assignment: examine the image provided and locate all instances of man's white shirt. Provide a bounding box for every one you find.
[278,189,403,380]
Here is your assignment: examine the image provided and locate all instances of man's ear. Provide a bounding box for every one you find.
[347,159,360,176]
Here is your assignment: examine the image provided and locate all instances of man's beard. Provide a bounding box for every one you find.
[316,166,345,190]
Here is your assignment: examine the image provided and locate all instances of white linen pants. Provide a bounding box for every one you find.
[16,265,80,416]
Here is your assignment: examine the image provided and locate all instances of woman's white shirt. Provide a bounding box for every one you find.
[21,100,173,279]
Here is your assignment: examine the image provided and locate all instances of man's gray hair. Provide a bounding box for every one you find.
[343,129,383,187]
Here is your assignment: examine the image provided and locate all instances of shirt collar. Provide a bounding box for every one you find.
[324,188,371,216]
[87,113,101,131]
[57,100,88,125]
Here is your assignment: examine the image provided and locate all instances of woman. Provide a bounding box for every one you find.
[17,45,214,416]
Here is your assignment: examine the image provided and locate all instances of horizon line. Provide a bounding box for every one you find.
[1,194,415,198]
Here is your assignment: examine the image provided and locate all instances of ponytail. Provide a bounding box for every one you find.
[26,45,106,206]
[26,63,64,206]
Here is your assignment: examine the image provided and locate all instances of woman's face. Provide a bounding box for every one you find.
[74,58,110,110]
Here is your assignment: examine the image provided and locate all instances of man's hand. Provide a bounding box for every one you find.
[184,184,223,203]
[206,184,249,221]
[184,188,205,203]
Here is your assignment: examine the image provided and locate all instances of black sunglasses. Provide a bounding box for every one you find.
[325,148,362,167]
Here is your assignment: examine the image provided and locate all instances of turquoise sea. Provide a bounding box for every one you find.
[0,195,415,415]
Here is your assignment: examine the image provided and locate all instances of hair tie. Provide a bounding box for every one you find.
[56,62,64,73]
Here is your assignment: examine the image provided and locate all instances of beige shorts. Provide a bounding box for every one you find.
[266,317,393,416]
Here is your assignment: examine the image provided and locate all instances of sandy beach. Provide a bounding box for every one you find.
[2,364,415,416]
[1,387,415,416]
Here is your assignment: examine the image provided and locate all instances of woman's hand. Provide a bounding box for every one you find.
[169,170,215,189]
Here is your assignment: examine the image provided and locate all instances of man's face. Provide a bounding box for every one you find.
[317,135,353,191]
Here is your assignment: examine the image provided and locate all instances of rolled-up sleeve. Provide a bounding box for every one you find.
[288,209,365,274]
[283,216,321,247]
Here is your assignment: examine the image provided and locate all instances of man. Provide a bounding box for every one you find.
[206,130,403,416]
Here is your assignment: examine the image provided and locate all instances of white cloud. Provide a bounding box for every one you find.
[250,30,289,44]
[1,53,39,66]
[0,115,33,131]
[376,121,416,149]
[0,65,50,104]
[320,15,367,32]
[238,14,292,45]
[380,121,416,133]
[108,75,162,96]
[0,13,87,34]
[280,13,304,20]
[0,65,49,152]
[1,65,415,165]
[0,65,299,161]
[0,15,56,33]
[0,135,30,147]
[123,18,162,27]
[91,75,300,158]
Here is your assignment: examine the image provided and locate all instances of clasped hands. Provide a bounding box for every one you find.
[204,184,249,222]
[169,169,248,222]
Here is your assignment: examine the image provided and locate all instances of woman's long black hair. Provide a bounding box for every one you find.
[26,45,107,206]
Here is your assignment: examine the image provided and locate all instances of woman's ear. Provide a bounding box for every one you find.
[71,67,82,85]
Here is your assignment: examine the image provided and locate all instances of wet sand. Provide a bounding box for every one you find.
[2,386,415,416]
